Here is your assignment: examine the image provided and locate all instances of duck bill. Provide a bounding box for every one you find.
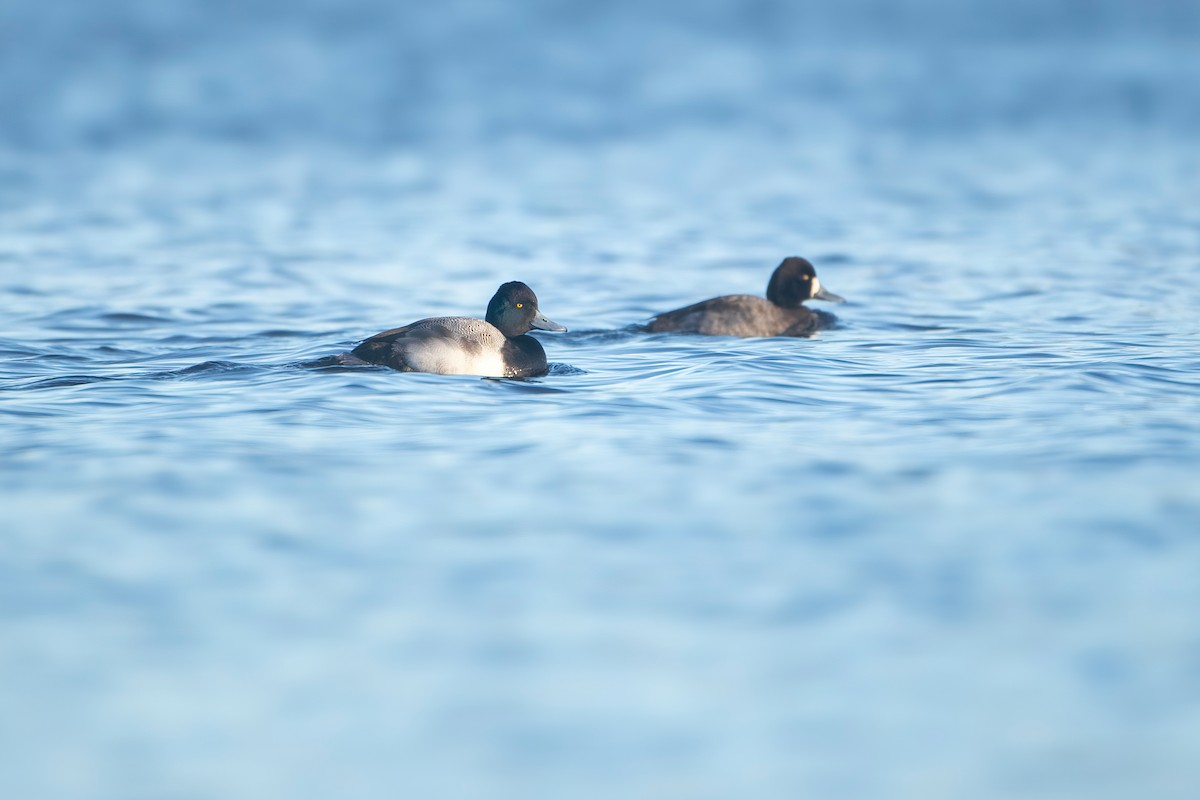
[531,311,567,332]
[812,278,845,303]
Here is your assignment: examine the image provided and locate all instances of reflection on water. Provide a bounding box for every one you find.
[3,1,1200,798]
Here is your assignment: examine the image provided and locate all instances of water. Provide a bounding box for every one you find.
[3,2,1200,798]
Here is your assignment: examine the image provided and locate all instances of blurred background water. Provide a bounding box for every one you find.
[3,1,1200,798]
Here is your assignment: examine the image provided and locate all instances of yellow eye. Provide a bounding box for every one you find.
[516,303,523,308]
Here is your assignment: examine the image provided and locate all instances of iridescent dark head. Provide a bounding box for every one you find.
[485,281,567,338]
[765,257,845,308]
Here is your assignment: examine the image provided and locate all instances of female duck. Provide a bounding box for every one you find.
[646,257,844,337]
[343,281,566,377]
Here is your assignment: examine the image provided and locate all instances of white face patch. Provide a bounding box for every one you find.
[810,276,822,298]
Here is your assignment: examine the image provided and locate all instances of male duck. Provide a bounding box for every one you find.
[343,281,566,377]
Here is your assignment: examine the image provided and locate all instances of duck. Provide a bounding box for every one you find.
[646,257,844,337]
[341,281,566,377]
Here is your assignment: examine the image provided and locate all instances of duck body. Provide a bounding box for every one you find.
[348,317,552,377]
[646,257,844,338]
[343,281,565,378]
[646,294,833,337]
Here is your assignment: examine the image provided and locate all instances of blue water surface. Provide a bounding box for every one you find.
[3,1,1200,798]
